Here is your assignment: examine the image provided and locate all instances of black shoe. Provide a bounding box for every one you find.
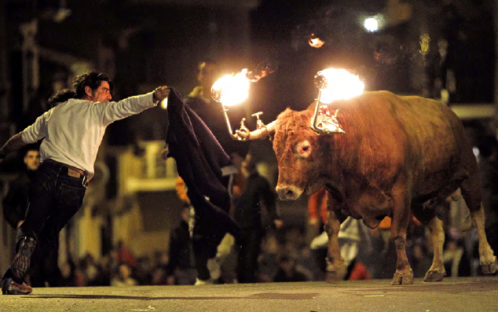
[12,237,36,280]
[1,278,33,295]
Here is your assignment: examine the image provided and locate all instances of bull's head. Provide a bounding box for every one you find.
[237,105,327,200]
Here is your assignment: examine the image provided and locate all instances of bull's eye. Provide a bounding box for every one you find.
[296,140,312,158]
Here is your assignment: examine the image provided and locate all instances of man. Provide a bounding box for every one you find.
[3,146,40,230]
[175,61,244,284]
[165,206,197,285]
[477,135,498,254]
[0,72,169,295]
[233,153,282,283]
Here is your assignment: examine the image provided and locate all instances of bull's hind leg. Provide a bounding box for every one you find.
[423,217,447,281]
[390,185,414,285]
[411,206,446,282]
[461,179,498,274]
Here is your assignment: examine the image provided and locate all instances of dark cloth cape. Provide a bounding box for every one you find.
[164,88,240,241]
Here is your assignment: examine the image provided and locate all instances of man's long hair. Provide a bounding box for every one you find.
[48,72,111,106]
[73,72,111,99]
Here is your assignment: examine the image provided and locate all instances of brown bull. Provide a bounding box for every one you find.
[241,90,497,285]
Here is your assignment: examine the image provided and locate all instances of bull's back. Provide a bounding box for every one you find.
[393,92,476,197]
[336,91,474,197]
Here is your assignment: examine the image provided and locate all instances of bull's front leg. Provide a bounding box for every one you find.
[390,187,414,285]
[325,209,347,282]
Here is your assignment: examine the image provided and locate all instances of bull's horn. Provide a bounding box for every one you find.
[236,120,276,140]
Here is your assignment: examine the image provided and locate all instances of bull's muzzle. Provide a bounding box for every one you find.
[276,185,303,200]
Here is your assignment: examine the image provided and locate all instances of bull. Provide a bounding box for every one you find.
[240,90,497,285]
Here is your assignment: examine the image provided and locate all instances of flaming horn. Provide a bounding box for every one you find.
[211,65,275,141]
[310,68,364,134]
[231,68,364,140]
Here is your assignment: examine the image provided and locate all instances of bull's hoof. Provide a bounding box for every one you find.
[481,260,498,275]
[325,266,347,283]
[423,270,445,282]
[391,269,414,285]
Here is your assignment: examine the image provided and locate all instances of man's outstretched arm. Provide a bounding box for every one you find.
[0,132,27,158]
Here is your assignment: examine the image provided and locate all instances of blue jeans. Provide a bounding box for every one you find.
[4,161,86,283]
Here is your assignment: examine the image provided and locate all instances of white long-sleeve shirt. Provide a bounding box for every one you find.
[22,92,158,180]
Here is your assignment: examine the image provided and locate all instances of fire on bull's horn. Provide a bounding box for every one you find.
[214,67,365,140]
[210,67,274,141]
[311,68,365,134]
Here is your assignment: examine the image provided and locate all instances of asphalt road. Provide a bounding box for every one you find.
[1,277,497,312]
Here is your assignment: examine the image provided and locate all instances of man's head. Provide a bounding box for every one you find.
[197,61,218,90]
[23,147,40,171]
[73,72,112,102]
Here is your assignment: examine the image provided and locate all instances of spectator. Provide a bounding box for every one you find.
[477,135,498,254]
[111,263,138,287]
[165,206,197,285]
[233,154,282,283]
[165,62,244,284]
[117,240,136,268]
[2,146,40,230]
[59,261,75,287]
[133,256,153,285]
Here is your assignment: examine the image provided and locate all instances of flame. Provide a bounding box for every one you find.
[315,68,364,104]
[309,36,325,48]
[211,69,251,107]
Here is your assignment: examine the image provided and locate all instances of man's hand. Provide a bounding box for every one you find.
[153,86,170,103]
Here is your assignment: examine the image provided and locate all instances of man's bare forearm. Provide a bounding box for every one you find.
[0,132,27,157]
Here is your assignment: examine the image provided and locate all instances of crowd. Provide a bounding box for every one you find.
[22,216,490,288]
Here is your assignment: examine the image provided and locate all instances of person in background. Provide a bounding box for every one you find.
[2,146,64,288]
[233,153,282,283]
[117,240,136,269]
[111,263,138,287]
[165,206,197,285]
[3,146,40,230]
[0,71,169,295]
[169,60,241,285]
[173,176,236,285]
[477,135,498,255]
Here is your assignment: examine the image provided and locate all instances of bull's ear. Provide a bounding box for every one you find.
[295,140,312,158]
